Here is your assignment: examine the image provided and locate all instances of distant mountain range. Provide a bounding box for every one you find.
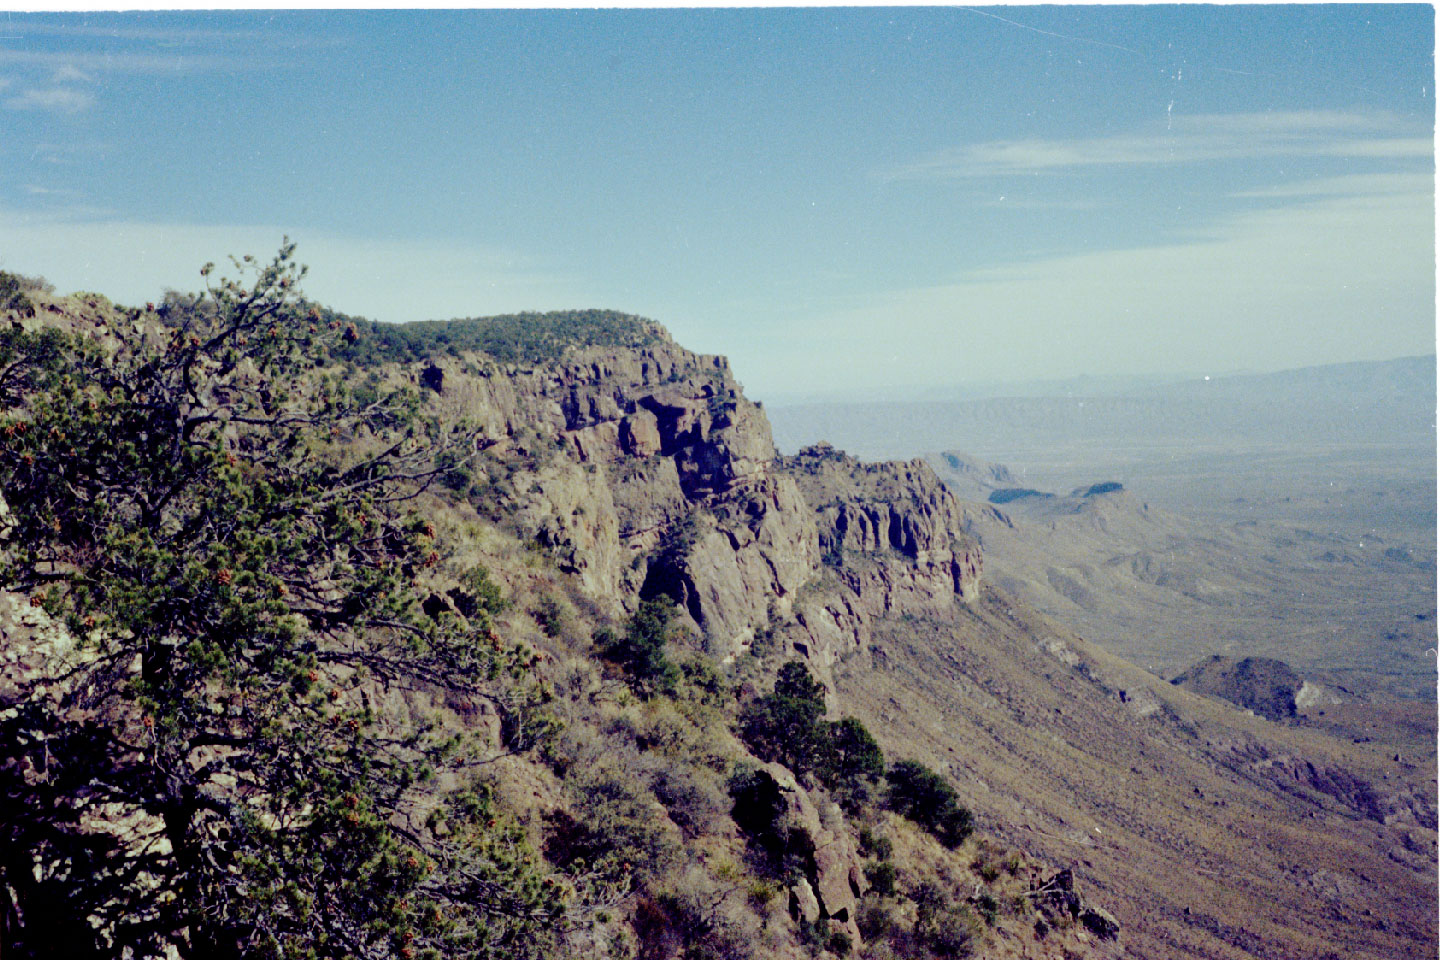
[769,355,1436,460]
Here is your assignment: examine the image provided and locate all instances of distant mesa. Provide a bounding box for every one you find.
[1077,481,1124,498]
[1171,655,1341,722]
[987,487,1055,505]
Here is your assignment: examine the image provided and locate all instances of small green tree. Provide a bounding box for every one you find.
[885,761,974,848]
[0,245,597,959]
[740,661,827,773]
[598,597,681,697]
[739,661,883,806]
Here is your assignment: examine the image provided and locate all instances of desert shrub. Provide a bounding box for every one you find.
[885,761,973,848]
[450,563,509,624]
[562,756,680,882]
[657,865,760,960]
[856,900,897,941]
[912,883,981,957]
[865,860,898,896]
[739,662,884,805]
[533,591,574,638]
[857,827,893,861]
[651,766,729,838]
[0,272,34,316]
[598,597,680,697]
[675,651,730,707]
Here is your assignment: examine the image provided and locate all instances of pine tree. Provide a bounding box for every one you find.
[0,245,602,959]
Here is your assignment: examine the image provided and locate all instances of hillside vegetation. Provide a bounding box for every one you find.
[0,256,1114,960]
[0,252,1431,960]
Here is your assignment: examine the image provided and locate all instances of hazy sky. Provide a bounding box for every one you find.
[0,7,1433,402]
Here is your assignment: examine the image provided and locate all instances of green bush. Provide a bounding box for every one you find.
[858,827,893,861]
[913,882,980,957]
[885,760,974,848]
[0,272,35,316]
[865,860,898,896]
[598,598,681,697]
[738,661,885,806]
[856,900,897,941]
[326,308,663,367]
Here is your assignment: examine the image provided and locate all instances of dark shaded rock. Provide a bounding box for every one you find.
[1171,655,1303,721]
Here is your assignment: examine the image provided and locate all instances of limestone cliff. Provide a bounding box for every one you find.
[409,339,980,675]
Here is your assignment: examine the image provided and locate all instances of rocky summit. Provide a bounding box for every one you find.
[0,269,1432,960]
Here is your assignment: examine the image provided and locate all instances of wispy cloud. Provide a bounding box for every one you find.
[4,86,93,113]
[50,63,93,84]
[6,19,346,51]
[977,197,1104,211]
[768,177,1434,390]
[890,111,1431,180]
[22,184,79,197]
[0,48,263,75]
[1232,171,1434,199]
[0,208,581,324]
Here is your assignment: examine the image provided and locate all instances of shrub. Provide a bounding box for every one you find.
[865,860,898,896]
[598,597,680,697]
[885,760,974,848]
[857,900,897,941]
[913,883,981,957]
[858,828,893,861]
[0,272,34,316]
[739,661,884,805]
[975,892,1000,925]
[533,591,573,638]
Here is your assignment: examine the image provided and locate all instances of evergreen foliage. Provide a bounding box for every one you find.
[885,760,974,848]
[320,309,663,367]
[0,271,37,316]
[738,662,883,805]
[0,245,600,959]
[596,597,681,697]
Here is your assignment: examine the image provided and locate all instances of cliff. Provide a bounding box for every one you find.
[408,337,980,682]
[2,279,1432,960]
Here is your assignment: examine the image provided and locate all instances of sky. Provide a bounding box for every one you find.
[0,6,1433,402]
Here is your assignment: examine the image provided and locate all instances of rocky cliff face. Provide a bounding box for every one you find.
[771,443,982,680]
[412,341,980,675]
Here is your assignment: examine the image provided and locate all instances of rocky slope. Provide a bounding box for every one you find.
[387,318,1436,960]
[4,285,1434,960]
[0,287,1102,960]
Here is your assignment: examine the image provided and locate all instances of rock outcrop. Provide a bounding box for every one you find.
[414,342,820,657]
[1171,655,1324,721]
[771,444,982,680]
[412,344,981,674]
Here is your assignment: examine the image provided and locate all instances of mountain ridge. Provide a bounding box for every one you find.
[0,272,1433,959]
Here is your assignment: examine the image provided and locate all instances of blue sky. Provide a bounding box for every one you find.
[0,7,1432,401]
